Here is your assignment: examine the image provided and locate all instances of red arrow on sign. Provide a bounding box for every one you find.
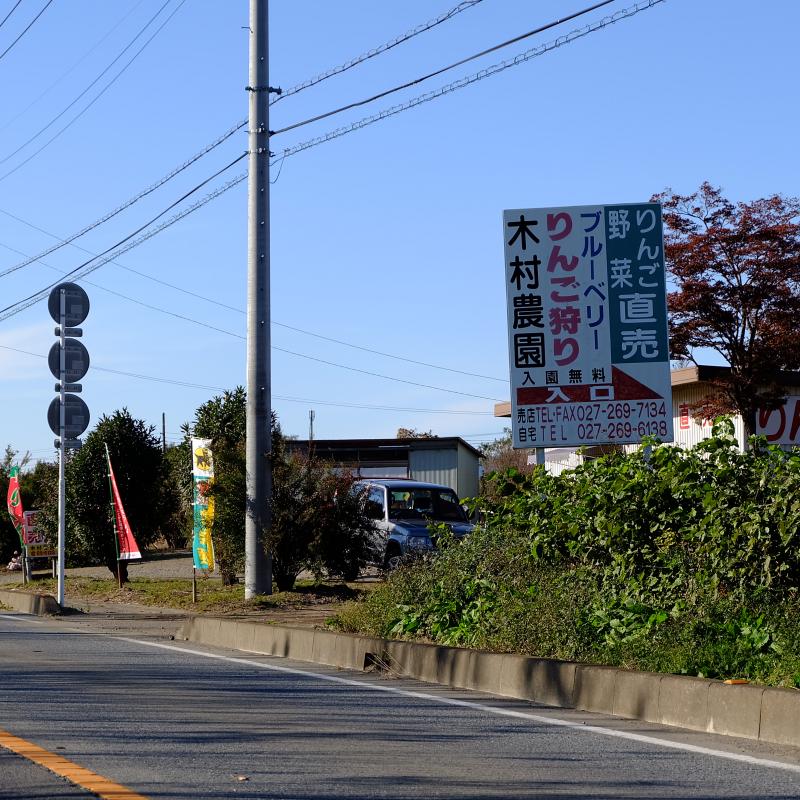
[517,366,662,405]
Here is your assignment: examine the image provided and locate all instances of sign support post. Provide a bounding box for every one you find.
[47,281,90,608]
[57,289,66,607]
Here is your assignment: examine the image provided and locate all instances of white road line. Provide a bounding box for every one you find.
[0,614,44,624]
[116,636,800,777]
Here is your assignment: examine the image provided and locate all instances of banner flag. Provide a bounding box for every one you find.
[191,438,215,571]
[105,445,142,561]
[6,466,25,548]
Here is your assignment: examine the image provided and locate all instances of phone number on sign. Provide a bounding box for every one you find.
[576,420,669,440]
[515,400,670,445]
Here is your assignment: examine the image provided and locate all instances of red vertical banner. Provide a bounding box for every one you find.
[6,466,25,547]
[105,448,141,561]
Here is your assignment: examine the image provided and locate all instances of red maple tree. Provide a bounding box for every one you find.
[653,182,800,435]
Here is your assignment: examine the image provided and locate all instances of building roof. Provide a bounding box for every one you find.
[287,436,483,458]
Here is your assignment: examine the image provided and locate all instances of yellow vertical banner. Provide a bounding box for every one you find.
[191,438,215,571]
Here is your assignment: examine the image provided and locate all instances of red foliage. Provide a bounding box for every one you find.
[653,183,800,434]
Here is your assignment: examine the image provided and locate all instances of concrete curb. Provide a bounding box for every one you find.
[0,588,61,616]
[178,616,800,749]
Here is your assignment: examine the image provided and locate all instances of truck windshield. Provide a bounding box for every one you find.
[388,488,467,522]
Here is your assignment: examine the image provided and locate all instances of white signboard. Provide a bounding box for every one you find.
[756,396,800,445]
[503,203,673,448]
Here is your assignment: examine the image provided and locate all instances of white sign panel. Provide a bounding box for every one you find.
[756,396,800,445]
[503,203,673,448]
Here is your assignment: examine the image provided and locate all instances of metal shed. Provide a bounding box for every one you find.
[287,437,481,500]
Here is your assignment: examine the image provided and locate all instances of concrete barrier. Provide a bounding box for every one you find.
[0,588,61,616]
[658,674,712,731]
[177,616,800,749]
[758,687,800,747]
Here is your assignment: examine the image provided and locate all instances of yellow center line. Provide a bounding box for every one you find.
[0,728,150,800]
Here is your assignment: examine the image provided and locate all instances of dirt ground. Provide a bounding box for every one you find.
[0,550,372,628]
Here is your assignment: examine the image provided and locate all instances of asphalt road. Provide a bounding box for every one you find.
[2,611,800,799]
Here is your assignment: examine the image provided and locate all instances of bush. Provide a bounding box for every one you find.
[190,388,378,591]
[332,424,800,686]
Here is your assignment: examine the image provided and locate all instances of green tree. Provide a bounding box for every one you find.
[65,409,167,580]
[268,429,378,590]
[161,442,192,550]
[189,387,378,591]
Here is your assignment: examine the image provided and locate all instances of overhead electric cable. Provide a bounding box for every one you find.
[0,0,662,321]
[272,0,664,161]
[1,234,507,384]
[0,0,148,133]
[0,160,247,319]
[0,0,187,183]
[1,0,173,164]
[271,346,505,402]
[0,345,494,415]
[271,0,617,136]
[0,1,479,260]
[2,231,503,399]
[269,0,485,107]
[0,0,53,64]
[0,119,246,278]
[0,1,24,32]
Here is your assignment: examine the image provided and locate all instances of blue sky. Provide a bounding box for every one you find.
[1,0,798,461]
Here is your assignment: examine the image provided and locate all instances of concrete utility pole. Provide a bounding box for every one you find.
[245,0,272,597]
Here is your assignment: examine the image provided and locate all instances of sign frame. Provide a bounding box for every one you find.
[503,202,673,449]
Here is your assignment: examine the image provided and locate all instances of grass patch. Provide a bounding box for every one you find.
[6,576,366,615]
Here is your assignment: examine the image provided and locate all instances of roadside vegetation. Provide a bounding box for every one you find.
[1,390,377,590]
[334,421,800,688]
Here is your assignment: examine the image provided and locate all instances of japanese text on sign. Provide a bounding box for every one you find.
[504,203,673,448]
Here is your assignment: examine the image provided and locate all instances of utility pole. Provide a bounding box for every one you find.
[162,412,166,454]
[245,0,271,598]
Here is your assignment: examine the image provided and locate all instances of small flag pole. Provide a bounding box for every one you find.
[104,443,122,589]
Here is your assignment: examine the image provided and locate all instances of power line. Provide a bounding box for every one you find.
[0,0,54,64]
[273,0,664,162]
[0,152,247,316]
[0,1,24,33]
[0,0,148,133]
[0,239,504,401]
[270,321,507,383]
[269,0,486,107]
[0,119,246,279]
[1,0,173,165]
[0,0,662,323]
[1,237,509,396]
[270,345,505,402]
[0,1,482,269]
[0,213,509,383]
[271,0,617,137]
[0,344,494,415]
[0,169,248,321]
[0,0,661,360]
[0,0,187,183]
